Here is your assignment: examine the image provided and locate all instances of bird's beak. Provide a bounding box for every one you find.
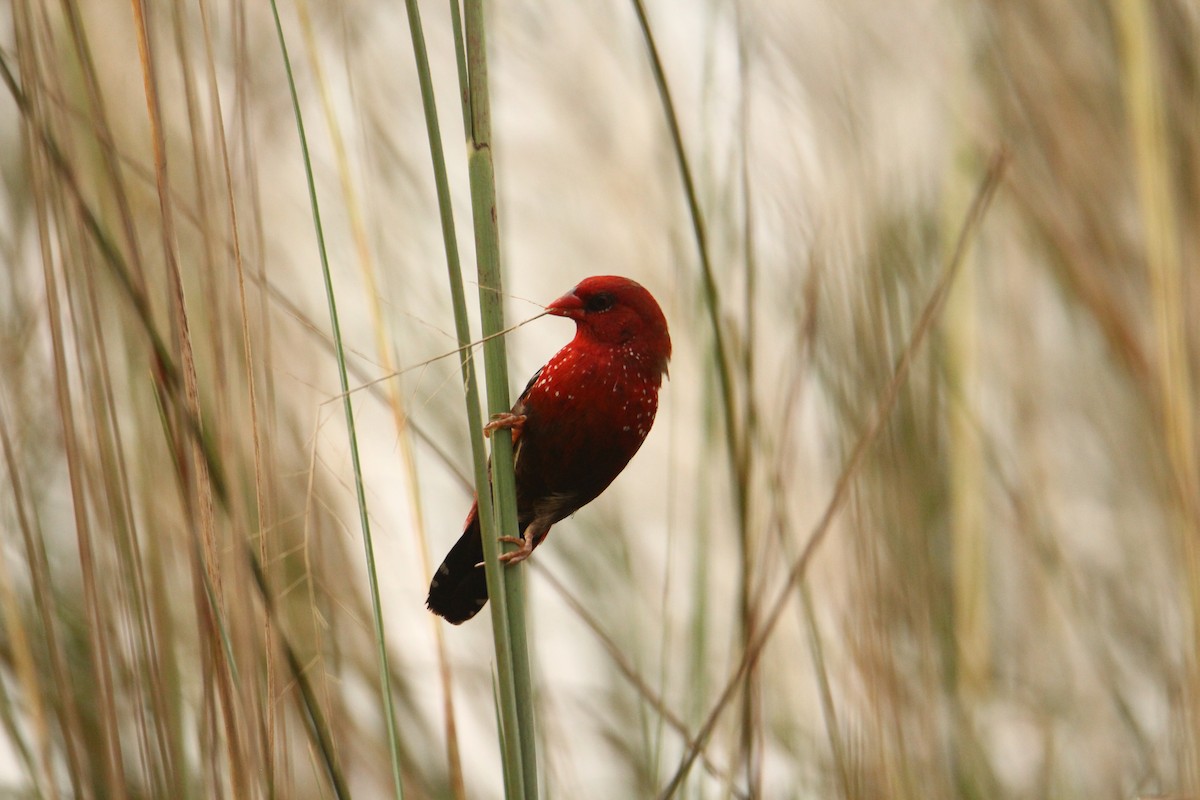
[546,290,584,319]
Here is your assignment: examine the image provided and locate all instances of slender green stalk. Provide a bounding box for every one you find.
[400,0,538,793]
[628,2,760,783]
[628,0,741,482]
[463,1,538,796]
[448,0,472,135]
[267,2,404,797]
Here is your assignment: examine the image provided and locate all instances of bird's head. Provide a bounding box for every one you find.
[547,276,672,374]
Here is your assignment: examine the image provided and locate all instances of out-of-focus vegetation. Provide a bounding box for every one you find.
[0,0,1197,798]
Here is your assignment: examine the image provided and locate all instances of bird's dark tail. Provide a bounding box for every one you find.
[427,503,489,624]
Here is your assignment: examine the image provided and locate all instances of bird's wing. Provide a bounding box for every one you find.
[506,365,543,470]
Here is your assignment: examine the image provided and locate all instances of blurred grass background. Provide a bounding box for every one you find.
[1,0,1198,798]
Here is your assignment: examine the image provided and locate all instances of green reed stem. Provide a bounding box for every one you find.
[462,1,538,796]
[267,3,404,797]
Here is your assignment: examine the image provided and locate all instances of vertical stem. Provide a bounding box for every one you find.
[267,1,404,796]
[628,0,756,785]
[463,2,538,796]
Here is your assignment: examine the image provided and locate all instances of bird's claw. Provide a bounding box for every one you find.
[483,412,527,438]
[498,533,534,565]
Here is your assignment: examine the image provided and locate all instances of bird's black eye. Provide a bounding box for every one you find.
[584,292,615,313]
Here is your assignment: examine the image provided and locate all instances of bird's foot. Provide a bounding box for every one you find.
[498,530,535,565]
[483,412,527,438]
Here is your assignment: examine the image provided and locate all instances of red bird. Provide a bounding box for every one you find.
[427,275,671,624]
